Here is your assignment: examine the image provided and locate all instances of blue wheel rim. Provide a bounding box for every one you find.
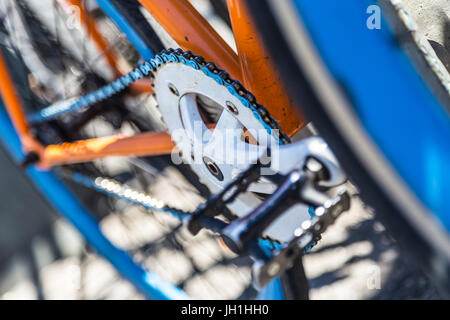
[291,0,450,230]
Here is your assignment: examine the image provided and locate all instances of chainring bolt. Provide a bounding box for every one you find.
[168,83,179,96]
[203,156,224,181]
[226,101,239,115]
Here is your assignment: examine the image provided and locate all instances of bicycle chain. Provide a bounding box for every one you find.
[65,169,322,256]
[29,48,291,145]
[31,48,335,257]
[65,170,190,220]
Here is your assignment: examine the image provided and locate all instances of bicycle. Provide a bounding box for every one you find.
[0,0,448,299]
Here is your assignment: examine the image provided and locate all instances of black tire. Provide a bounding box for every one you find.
[245,0,450,297]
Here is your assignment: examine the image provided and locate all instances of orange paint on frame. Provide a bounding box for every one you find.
[227,0,306,137]
[138,0,242,80]
[39,131,176,168]
[0,50,43,154]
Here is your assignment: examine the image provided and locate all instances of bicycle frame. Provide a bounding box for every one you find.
[0,0,290,299]
[0,0,305,169]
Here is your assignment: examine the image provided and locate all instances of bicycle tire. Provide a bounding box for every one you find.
[245,0,450,297]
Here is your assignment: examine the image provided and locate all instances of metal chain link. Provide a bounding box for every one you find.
[29,48,291,144]
[64,170,191,220]
[63,166,329,258]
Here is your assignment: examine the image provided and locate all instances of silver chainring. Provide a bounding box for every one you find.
[153,62,312,242]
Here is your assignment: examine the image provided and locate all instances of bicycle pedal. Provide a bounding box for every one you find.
[214,157,350,287]
[220,158,335,253]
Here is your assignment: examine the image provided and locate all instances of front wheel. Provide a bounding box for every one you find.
[246,0,450,296]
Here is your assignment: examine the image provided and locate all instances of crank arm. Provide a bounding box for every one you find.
[271,136,346,188]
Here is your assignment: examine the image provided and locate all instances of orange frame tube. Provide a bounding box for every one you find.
[138,0,304,136]
[226,0,306,136]
[0,50,43,155]
[40,132,176,168]
[137,0,242,81]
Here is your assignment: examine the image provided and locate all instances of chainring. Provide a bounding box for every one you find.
[153,50,312,243]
